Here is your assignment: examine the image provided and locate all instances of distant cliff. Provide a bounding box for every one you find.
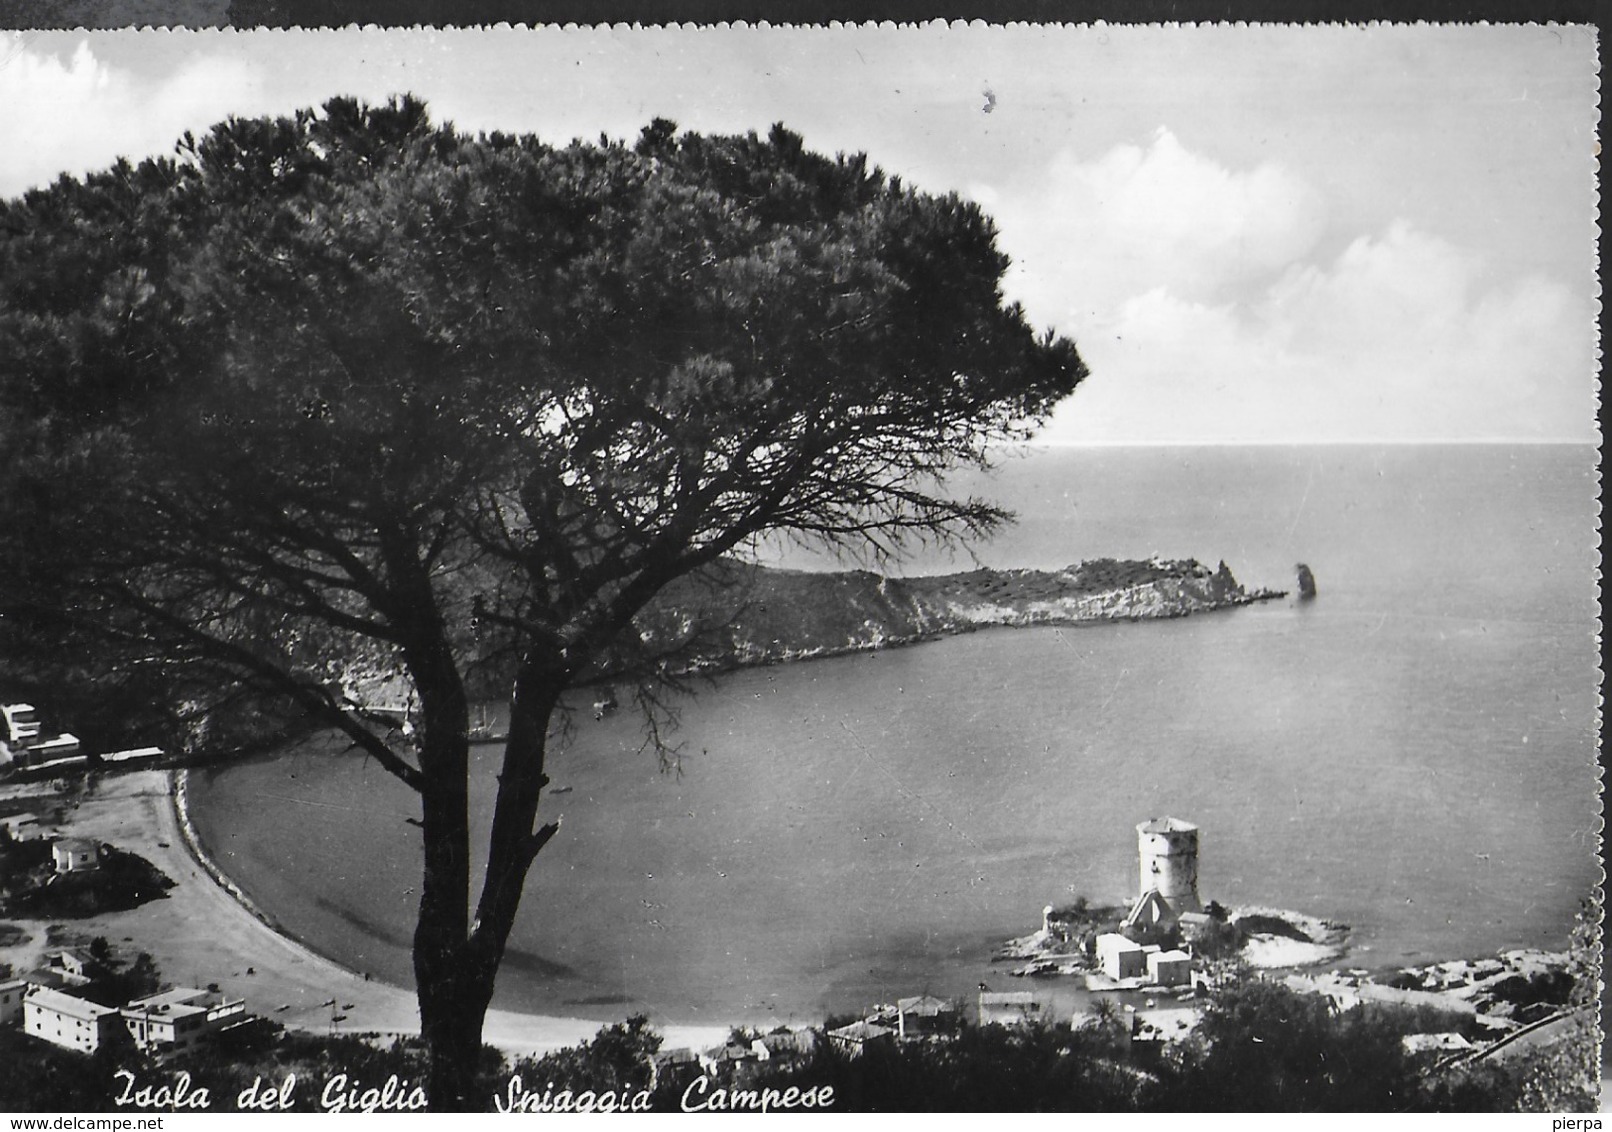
[632,557,1284,676]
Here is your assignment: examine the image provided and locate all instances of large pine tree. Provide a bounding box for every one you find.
[0,97,1087,1107]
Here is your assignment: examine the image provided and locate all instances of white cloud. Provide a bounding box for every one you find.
[0,38,263,198]
[979,129,1594,444]
[983,127,1327,328]
[1038,220,1596,444]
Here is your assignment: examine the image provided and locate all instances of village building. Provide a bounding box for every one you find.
[697,1041,758,1077]
[18,966,77,993]
[1177,910,1214,945]
[36,947,97,986]
[1131,1007,1201,1058]
[826,1020,896,1056]
[1096,932,1147,981]
[99,747,164,766]
[0,978,29,1026]
[28,736,83,764]
[1,812,46,841]
[894,994,958,1040]
[1402,1032,1475,1061]
[1,705,83,771]
[651,1046,701,1082]
[51,838,100,873]
[749,1029,816,1061]
[24,986,122,1054]
[120,987,248,1053]
[1148,949,1193,987]
[1,704,41,746]
[977,990,1043,1028]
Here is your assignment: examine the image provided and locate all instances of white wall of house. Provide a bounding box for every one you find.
[24,989,119,1053]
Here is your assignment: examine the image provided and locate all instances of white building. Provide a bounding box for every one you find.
[44,947,97,983]
[100,747,163,765]
[1096,932,1147,981]
[1,704,41,745]
[895,994,958,1039]
[826,1020,896,1056]
[52,838,100,873]
[121,987,247,1053]
[29,735,82,762]
[977,990,1044,1028]
[24,987,122,1053]
[1148,949,1193,988]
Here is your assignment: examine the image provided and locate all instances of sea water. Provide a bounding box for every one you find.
[188,444,1601,1025]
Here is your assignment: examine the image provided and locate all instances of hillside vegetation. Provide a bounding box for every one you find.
[629,557,1280,678]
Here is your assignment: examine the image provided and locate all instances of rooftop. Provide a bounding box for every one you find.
[828,1021,895,1042]
[896,994,956,1015]
[26,986,117,1020]
[1137,816,1198,834]
[980,991,1038,1005]
[124,987,239,1018]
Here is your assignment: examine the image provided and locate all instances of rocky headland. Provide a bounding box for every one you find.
[631,556,1284,678]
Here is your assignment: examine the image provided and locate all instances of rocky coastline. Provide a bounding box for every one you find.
[633,556,1286,679]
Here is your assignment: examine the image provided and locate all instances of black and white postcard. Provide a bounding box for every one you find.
[0,17,1599,1116]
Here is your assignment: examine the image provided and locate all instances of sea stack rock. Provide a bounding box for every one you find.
[1295,563,1317,599]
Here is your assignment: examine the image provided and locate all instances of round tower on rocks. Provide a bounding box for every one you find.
[1136,817,1201,912]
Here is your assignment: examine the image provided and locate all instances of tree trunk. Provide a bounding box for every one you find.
[412,709,479,1111]
[414,653,564,1111]
[417,946,496,1110]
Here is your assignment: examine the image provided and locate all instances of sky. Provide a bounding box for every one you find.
[0,24,1599,444]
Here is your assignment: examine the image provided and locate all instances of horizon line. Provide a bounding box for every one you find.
[1019,437,1600,449]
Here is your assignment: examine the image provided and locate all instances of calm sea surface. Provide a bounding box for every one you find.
[188,444,1601,1027]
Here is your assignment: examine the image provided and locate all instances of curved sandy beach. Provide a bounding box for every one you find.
[0,769,726,1058]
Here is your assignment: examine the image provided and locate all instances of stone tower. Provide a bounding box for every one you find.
[1136,816,1201,913]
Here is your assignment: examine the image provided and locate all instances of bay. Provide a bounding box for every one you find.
[187,443,1601,1025]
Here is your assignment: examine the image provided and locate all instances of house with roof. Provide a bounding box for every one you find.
[1,706,83,768]
[1,812,47,842]
[1401,1032,1475,1062]
[750,1028,816,1061]
[651,1046,701,1082]
[24,986,122,1053]
[895,994,959,1040]
[0,978,29,1027]
[18,967,77,993]
[1148,949,1193,988]
[826,1020,896,1057]
[2,705,41,747]
[120,987,248,1053]
[37,947,97,987]
[697,1040,759,1077]
[29,736,83,765]
[1096,933,1147,981]
[100,747,164,766]
[978,990,1044,1028]
[52,838,100,873]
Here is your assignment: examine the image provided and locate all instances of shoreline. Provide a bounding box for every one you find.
[0,768,728,1059]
